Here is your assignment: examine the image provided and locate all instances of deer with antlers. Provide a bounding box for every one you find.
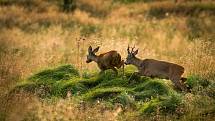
[125,46,188,91]
[86,46,124,75]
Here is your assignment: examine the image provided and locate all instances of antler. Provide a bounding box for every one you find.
[127,45,137,53]
[131,45,135,53]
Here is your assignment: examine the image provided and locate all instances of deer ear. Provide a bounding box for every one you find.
[88,46,92,52]
[133,49,138,55]
[127,45,130,54]
[93,46,100,53]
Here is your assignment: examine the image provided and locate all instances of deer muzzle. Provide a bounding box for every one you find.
[86,60,92,63]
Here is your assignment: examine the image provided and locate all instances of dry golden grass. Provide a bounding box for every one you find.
[1,91,123,121]
[29,98,121,121]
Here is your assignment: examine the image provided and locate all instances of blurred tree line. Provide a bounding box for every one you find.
[63,0,76,12]
[0,0,77,12]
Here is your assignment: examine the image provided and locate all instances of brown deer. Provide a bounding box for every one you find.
[125,46,188,91]
[86,46,124,75]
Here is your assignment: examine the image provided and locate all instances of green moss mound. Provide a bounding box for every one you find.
[29,65,80,83]
[12,64,210,115]
[83,87,128,100]
[133,79,173,100]
[139,92,182,114]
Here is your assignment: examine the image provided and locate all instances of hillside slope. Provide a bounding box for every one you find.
[11,64,215,120]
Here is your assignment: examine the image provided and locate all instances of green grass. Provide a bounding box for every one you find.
[29,64,80,83]
[139,92,182,114]
[133,79,173,100]
[83,87,128,100]
[11,64,215,117]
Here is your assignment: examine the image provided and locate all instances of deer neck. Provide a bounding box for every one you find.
[132,57,142,67]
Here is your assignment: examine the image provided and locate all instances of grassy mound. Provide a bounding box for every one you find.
[14,65,82,98]
[29,65,80,83]
[12,64,213,115]
[140,92,182,114]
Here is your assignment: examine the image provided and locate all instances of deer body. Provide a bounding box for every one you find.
[96,51,123,70]
[86,46,124,75]
[125,46,188,91]
[131,58,184,80]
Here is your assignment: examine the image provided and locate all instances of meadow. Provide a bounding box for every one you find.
[0,0,215,120]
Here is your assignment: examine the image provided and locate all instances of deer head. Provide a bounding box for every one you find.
[86,46,100,63]
[125,45,139,65]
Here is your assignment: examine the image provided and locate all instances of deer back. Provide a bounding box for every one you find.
[141,59,184,79]
[97,51,122,69]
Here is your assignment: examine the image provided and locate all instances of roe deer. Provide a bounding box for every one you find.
[86,46,124,75]
[125,46,188,91]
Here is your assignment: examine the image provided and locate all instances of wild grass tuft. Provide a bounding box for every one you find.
[29,64,80,83]
[140,92,182,114]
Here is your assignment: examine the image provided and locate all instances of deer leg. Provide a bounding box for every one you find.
[180,77,191,92]
[116,60,124,69]
[111,67,118,75]
[134,72,141,76]
[122,62,125,78]
[172,79,183,91]
[171,76,188,92]
[181,77,187,83]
